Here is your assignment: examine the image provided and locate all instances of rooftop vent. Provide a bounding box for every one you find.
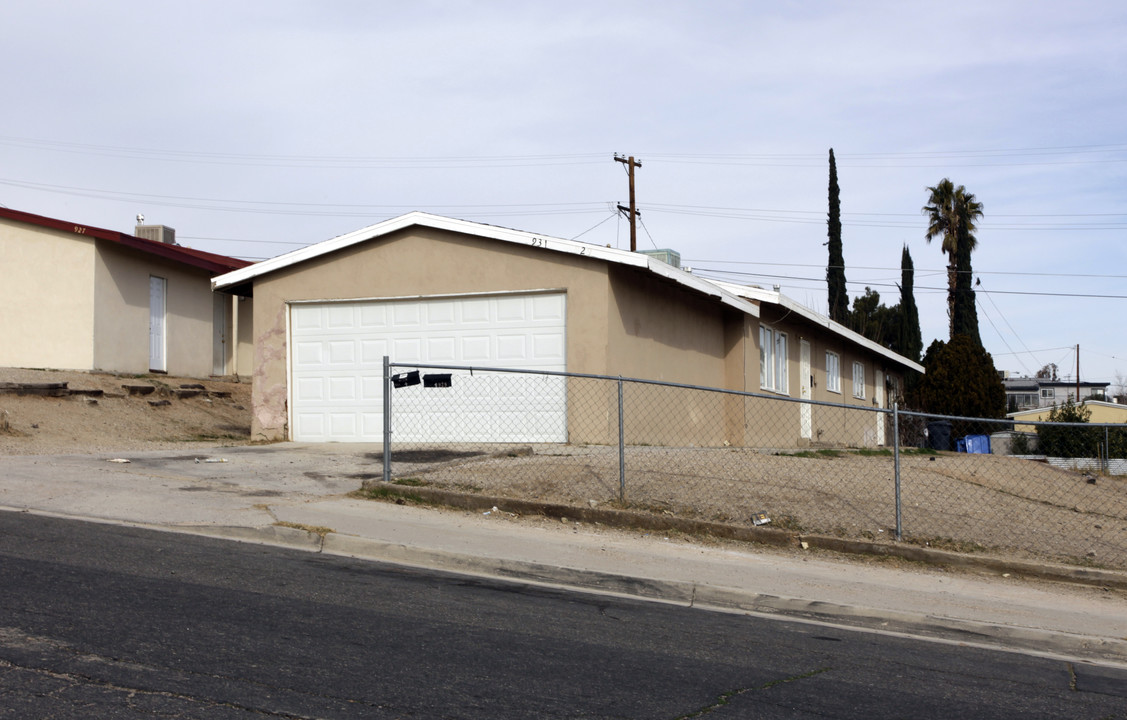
[135,224,177,245]
[639,248,681,268]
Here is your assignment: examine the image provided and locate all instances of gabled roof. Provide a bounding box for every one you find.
[706,279,926,373]
[211,211,760,317]
[0,207,252,275]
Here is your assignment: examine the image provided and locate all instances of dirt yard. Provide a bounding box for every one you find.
[0,368,253,455]
[389,443,1127,569]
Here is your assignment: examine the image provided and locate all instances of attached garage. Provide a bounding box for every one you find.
[289,291,567,442]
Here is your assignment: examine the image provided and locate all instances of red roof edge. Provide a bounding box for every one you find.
[0,207,253,275]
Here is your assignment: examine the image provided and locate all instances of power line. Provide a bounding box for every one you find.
[691,267,1127,299]
[4,133,1127,169]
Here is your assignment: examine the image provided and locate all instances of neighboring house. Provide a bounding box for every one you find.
[0,207,254,377]
[212,212,923,446]
[1003,375,1110,411]
[1009,399,1127,432]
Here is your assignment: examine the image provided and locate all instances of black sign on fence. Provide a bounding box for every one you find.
[391,371,421,388]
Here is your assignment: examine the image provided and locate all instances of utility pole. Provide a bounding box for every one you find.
[614,154,642,251]
[1077,344,1081,403]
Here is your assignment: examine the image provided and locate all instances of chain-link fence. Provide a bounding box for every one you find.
[378,361,1127,570]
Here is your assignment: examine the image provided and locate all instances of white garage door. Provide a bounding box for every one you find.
[290,293,567,443]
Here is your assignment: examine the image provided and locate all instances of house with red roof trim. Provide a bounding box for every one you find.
[1,207,253,377]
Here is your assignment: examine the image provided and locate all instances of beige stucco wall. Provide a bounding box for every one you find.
[753,306,907,448]
[598,267,754,446]
[248,227,614,440]
[0,220,96,369]
[93,244,219,376]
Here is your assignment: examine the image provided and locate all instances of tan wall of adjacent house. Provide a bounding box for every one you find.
[0,220,96,369]
[93,244,219,376]
[248,227,614,441]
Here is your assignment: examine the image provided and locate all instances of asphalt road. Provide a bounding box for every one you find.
[0,512,1123,719]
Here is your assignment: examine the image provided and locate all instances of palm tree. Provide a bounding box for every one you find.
[923,179,984,338]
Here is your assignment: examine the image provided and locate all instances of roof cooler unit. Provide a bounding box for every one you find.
[639,248,681,268]
[135,224,177,245]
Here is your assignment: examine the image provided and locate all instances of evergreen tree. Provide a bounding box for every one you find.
[951,207,982,344]
[907,335,1006,421]
[897,245,923,361]
[826,148,849,324]
[849,287,899,351]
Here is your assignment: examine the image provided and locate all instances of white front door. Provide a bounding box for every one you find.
[874,368,886,445]
[149,276,166,372]
[799,339,812,440]
[212,294,228,376]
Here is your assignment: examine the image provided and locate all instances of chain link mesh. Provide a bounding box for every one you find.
[384,364,1127,569]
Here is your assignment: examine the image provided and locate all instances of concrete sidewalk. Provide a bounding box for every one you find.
[2,444,1126,666]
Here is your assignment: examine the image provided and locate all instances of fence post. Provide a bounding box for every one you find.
[893,402,902,541]
[618,377,626,504]
[1105,426,1110,474]
[382,355,392,483]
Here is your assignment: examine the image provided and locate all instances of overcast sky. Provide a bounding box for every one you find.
[2,1,1125,385]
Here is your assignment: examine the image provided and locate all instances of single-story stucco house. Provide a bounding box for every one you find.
[1009,400,1127,431]
[212,212,923,446]
[0,207,253,377]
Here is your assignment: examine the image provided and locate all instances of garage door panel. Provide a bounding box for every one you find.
[532,293,565,320]
[460,299,490,324]
[294,377,324,402]
[327,305,355,328]
[532,333,564,361]
[427,337,457,362]
[359,304,388,328]
[360,339,389,363]
[328,341,356,364]
[291,293,566,443]
[393,338,424,361]
[495,296,526,322]
[461,336,490,361]
[496,335,526,360]
[329,413,357,437]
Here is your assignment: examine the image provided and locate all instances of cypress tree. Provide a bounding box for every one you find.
[951,221,982,345]
[826,148,849,324]
[897,245,923,361]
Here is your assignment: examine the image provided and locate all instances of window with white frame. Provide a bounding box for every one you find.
[759,325,789,393]
[852,361,865,399]
[825,351,841,393]
[1041,388,1055,400]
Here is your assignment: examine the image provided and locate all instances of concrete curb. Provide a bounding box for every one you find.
[358,484,1127,591]
[199,521,1127,665]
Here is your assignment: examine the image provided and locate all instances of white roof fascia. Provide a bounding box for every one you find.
[211,211,759,318]
[708,279,925,373]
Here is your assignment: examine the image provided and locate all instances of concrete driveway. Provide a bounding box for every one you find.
[0,443,382,527]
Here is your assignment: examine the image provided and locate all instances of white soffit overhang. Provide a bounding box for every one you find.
[212,211,759,318]
[708,279,925,374]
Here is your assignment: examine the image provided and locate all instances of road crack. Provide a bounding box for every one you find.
[672,667,832,719]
